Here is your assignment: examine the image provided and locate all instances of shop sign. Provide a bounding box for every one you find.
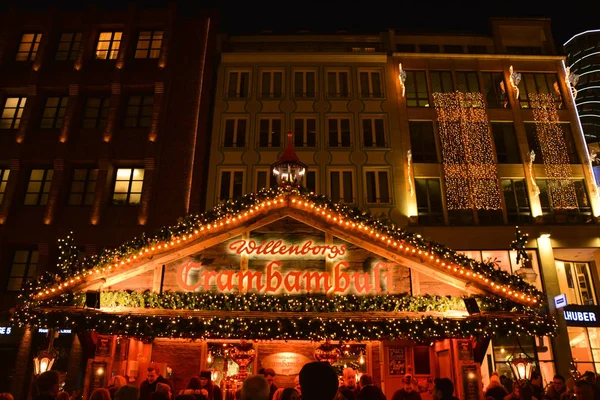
[0,327,12,335]
[96,335,112,357]
[563,305,600,327]
[38,328,72,334]
[554,294,567,309]
[388,348,406,375]
[458,340,473,361]
[177,239,391,294]
[261,352,311,376]
[462,365,479,400]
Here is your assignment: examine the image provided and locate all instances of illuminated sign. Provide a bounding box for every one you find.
[261,352,312,376]
[229,240,346,260]
[554,294,567,309]
[0,327,12,335]
[563,305,600,327]
[38,328,72,334]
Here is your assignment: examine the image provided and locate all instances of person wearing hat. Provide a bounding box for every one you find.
[391,374,421,400]
[199,371,222,400]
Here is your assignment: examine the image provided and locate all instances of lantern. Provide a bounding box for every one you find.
[33,350,56,376]
[271,132,308,185]
[508,356,533,381]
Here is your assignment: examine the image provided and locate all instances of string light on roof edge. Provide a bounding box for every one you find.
[530,93,578,210]
[434,91,502,210]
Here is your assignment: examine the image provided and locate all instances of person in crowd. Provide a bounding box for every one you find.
[518,383,534,400]
[0,393,14,400]
[501,376,514,395]
[56,392,70,400]
[486,374,508,400]
[559,378,574,400]
[152,383,172,400]
[179,377,207,400]
[280,389,299,400]
[336,388,357,400]
[115,386,139,400]
[175,396,195,400]
[530,373,544,400]
[432,378,457,400]
[107,376,128,400]
[339,369,359,396]
[33,370,60,400]
[140,365,173,400]
[294,376,301,398]
[358,375,374,391]
[504,382,521,400]
[582,372,600,400]
[357,385,385,400]
[259,369,277,400]
[544,375,566,400]
[199,370,222,400]
[273,389,285,400]
[299,362,339,400]
[241,375,270,400]
[574,381,595,400]
[391,374,421,400]
[90,388,111,400]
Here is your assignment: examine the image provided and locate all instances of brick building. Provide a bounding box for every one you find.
[0,3,217,395]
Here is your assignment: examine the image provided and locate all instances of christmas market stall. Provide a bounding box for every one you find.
[11,185,555,400]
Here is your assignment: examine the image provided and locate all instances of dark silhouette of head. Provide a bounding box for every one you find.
[299,362,339,400]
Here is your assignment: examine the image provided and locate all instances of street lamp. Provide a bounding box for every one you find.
[271,131,307,185]
[508,356,533,381]
[34,330,57,375]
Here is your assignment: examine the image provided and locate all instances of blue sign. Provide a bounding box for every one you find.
[554,294,568,309]
[563,305,600,327]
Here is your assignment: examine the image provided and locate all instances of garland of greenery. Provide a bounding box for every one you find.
[20,184,542,305]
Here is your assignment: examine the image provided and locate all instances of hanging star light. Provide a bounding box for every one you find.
[434,91,502,210]
[530,93,578,209]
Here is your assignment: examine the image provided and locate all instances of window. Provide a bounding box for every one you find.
[219,170,244,201]
[525,123,579,164]
[518,73,563,109]
[396,44,416,53]
[95,32,122,60]
[124,95,154,128]
[293,117,317,147]
[365,170,391,203]
[223,118,247,148]
[409,121,437,162]
[501,179,531,224]
[482,72,508,108]
[0,97,27,129]
[135,31,163,59]
[491,123,521,163]
[447,209,475,225]
[328,118,351,148]
[420,44,440,53]
[506,46,543,55]
[82,98,110,129]
[260,71,283,99]
[359,71,383,98]
[362,118,386,148]
[256,170,277,191]
[329,170,354,203]
[443,45,463,54]
[415,178,444,224]
[429,71,454,93]
[55,33,81,61]
[24,169,53,206]
[455,71,480,93]
[0,168,9,204]
[303,170,317,193]
[6,250,38,291]
[227,71,250,99]
[16,33,42,61]
[294,71,316,98]
[467,45,487,54]
[258,118,282,148]
[567,327,600,375]
[112,168,144,205]
[40,97,68,129]
[556,261,597,306]
[538,179,592,224]
[326,71,350,98]
[405,71,429,107]
[68,169,98,206]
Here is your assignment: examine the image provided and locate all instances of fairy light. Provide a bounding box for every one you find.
[530,93,578,209]
[434,91,502,210]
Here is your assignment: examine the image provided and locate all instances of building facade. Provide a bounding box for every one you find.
[209,19,600,386]
[0,4,217,394]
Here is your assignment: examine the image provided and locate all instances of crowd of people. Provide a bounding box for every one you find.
[4,363,600,400]
[484,371,600,400]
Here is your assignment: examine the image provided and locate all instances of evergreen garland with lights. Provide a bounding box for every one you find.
[57,232,80,279]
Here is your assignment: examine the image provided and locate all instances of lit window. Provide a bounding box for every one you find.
[68,169,98,206]
[358,70,383,98]
[82,98,110,129]
[415,178,444,225]
[96,32,122,60]
[255,169,277,191]
[537,179,592,224]
[260,71,283,99]
[16,33,42,61]
[293,117,317,147]
[365,170,391,203]
[501,179,531,225]
[226,71,250,99]
[40,97,68,129]
[362,118,387,148]
[329,170,354,203]
[258,118,282,148]
[55,32,82,61]
[405,71,429,107]
[112,168,144,205]
[0,97,27,129]
[556,261,597,306]
[124,96,154,128]
[223,118,247,148]
[326,70,350,98]
[6,249,38,291]
[327,118,351,148]
[24,169,53,206]
[455,71,480,93]
[0,168,10,204]
[518,73,563,109]
[219,170,244,201]
[429,71,454,93]
[293,71,316,98]
[135,31,163,59]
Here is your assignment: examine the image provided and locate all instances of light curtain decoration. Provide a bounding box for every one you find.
[530,93,578,209]
[528,151,540,197]
[407,150,414,197]
[434,91,502,210]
